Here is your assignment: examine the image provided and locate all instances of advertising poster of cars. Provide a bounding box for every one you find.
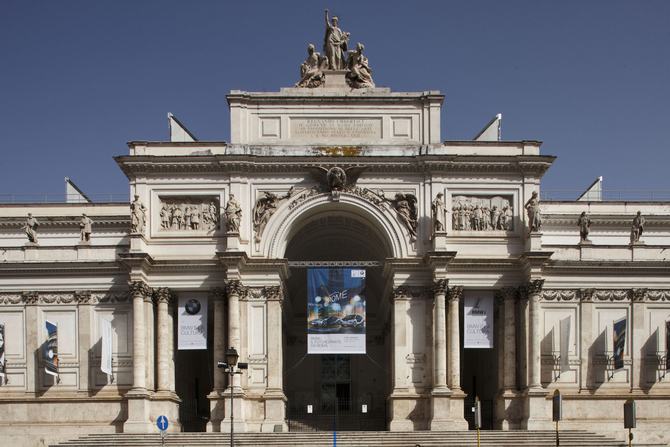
[0,323,5,380]
[613,316,627,371]
[45,319,58,377]
[178,292,208,350]
[463,291,493,349]
[308,268,366,354]
[100,317,113,376]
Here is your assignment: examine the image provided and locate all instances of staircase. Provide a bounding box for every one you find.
[51,430,660,447]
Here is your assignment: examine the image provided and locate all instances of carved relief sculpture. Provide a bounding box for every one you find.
[224,194,242,233]
[80,213,93,242]
[130,195,147,234]
[345,42,375,88]
[630,211,644,244]
[578,211,591,242]
[451,195,513,231]
[432,192,445,233]
[253,188,294,243]
[387,192,418,242]
[525,191,542,232]
[158,197,219,232]
[323,9,349,70]
[22,213,38,243]
[296,44,328,88]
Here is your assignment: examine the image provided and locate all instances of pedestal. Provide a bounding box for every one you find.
[432,231,447,251]
[429,389,454,430]
[206,391,225,432]
[494,389,524,429]
[522,388,550,430]
[221,388,248,433]
[123,390,154,433]
[260,389,287,432]
[129,233,147,252]
[525,232,542,251]
[226,232,241,251]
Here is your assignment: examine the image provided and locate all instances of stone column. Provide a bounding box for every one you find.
[144,289,155,392]
[495,287,520,430]
[124,280,153,433]
[23,292,40,394]
[76,291,92,394]
[526,280,544,390]
[447,286,462,391]
[429,279,453,430]
[226,280,244,390]
[207,287,227,432]
[501,287,518,390]
[262,286,287,432]
[155,287,170,392]
[579,289,594,392]
[389,286,411,431]
[631,289,646,391]
[168,292,177,393]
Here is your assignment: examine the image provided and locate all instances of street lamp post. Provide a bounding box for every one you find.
[218,347,248,447]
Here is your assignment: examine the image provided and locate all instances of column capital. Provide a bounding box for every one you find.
[447,285,463,302]
[226,279,246,297]
[210,286,228,304]
[264,285,284,302]
[432,279,449,296]
[154,287,171,305]
[496,286,518,303]
[523,279,544,296]
[75,290,92,304]
[129,280,151,300]
[22,291,39,305]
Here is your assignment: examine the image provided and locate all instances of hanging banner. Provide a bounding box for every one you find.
[666,320,670,371]
[463,291,493,349]
[45,319,58,377]
[0,323,5,380]
[613,316,627,371]
[100,317,113,376]
[560,316,571,372]
[308,268,366,354]
[178,292,207,350]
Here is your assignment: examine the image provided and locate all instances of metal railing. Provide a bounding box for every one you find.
[286,397,387,432]
[0,194,129,204]
[541,190,670,202]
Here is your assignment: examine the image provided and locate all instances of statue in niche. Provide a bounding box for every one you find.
[432,192,445,233]
[346,42,375,88]
[525,191,542,233]
[323,9,350,70]
[630,211,644,244]
[80,213,93,242]
[253,188,294,243]
[130,195,146,234]
[224,194,242,233]
[23,213,38,243]
[296,44,328,88]
[387,192,418,241]
[578,211,591,242]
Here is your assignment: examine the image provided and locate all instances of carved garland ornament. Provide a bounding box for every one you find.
[0,291,130,305]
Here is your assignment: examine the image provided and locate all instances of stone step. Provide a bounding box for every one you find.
[51,430,659,447]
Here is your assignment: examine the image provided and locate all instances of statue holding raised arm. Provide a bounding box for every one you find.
[324,9,350,70]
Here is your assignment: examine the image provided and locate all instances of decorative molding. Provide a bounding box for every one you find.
[23,291,39,305]
[93,291,130,304]
[41,293,76,304]
[75,290,91,304]
[542,290,578,302]
[645,290,670,302]
[390,285,430,302]
[592,289,629,302]
[451,195,514,231]
[158,196,219,232]
[524,279,545,296]
[288,261,384,268]
[0,293,23,305]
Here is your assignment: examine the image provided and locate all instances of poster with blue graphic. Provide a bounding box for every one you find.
[178,292,208,350]
[613,316,627,371]
[45,319,58,377]
[308,268,366,354]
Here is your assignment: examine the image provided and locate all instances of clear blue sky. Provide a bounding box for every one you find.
[2,0,669,199]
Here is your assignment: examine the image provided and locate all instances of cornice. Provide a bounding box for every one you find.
[114,154,556,177]
[544,259,670,276]
[0,216,129,230]
[544,214,670,228]
[0,260,125,277]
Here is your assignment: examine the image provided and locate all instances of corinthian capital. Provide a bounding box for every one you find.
[432,279,449,296]
[129,280,150,299]
[265,286,284,302]
[226,280,245,297]
[448,285,463,302]
[524,279,545,296]
[154,287,171,304]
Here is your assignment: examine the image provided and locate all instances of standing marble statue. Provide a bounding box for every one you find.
[224,194,242,233]
[80,213,93,242]
[130,195,147,234]
[578,211,591,242]
[324,9,349,69]
[345,43,375,88]
[432,192,445,232]
[23,213,38,243]
[630,211,644,244]
[525,191,542,232]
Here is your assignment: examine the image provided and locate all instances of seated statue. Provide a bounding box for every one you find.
[296,44,328,88]
[345,42,375,88]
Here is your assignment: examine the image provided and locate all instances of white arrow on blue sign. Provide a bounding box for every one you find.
[157,415,168,431]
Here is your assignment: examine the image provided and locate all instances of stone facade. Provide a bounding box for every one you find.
[1,81,669,447]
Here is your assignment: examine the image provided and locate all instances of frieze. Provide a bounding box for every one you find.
[75,290,91,304]
[158,196,220,232]
[23,291,39,304]
[541,290,578,302]
[452,195,513,231]
[93,291,130,304]
[41,293,76,304]
[645,290,670,302]
[390,285,430,302]
[592,290,629,302]
[0,294,23,305]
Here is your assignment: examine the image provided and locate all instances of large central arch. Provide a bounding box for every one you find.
[277,193,401,431]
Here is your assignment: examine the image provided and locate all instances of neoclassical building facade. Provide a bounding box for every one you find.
[1,72,669,447]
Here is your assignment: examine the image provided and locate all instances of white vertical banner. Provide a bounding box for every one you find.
[178,292,208,350]
[560,316,571,372]
[0,323,5,380]
[100,317,113,376]
[464,291,494,349]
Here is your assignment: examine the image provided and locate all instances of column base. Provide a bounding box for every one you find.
[206,390,225,432]
[522,387,550,430]
[388,391,430,431]
[123,389,153,433]
[260,389,288,432]
[494,389,524,430]
[221,388,248,433]
[429,388,454,430]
